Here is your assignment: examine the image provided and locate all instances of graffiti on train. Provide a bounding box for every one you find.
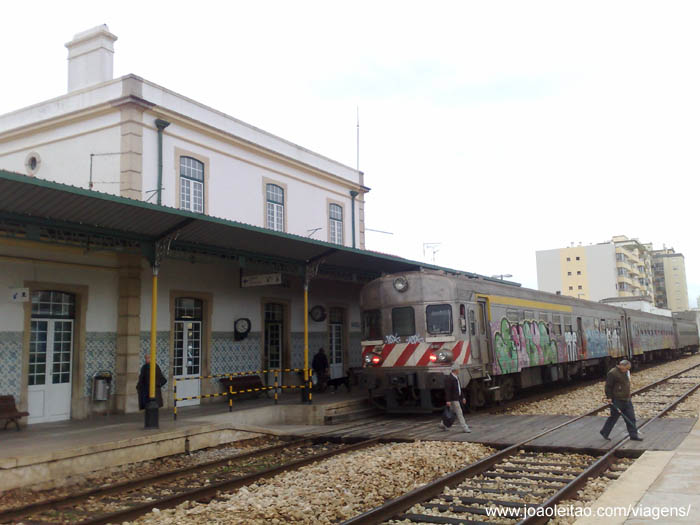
[491,317,624,375]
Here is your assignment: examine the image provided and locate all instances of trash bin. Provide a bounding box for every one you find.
[93,371,113,401]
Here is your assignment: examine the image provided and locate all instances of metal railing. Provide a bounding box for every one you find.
[173,368,312,420]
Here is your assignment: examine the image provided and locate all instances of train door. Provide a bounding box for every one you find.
[174,298,203,407]
[476,299,492,364]
[27,291,75,424]
[576,317,585,359]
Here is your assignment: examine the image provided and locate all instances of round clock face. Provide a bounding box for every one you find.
[235,318,250,333]
[310,305,326,322]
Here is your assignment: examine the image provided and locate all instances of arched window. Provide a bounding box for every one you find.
[266,184,284,231]
[329,203,343,245]
[180,157,204,213]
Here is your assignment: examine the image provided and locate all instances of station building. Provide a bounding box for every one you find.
[0,26,466,425]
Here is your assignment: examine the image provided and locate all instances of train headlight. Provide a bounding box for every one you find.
[364,354,373,365]
[437,350,450,362]
[393,276,409,292]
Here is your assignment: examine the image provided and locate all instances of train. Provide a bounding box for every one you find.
[357,270,699,413]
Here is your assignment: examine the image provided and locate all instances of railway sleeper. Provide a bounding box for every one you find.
[494,465,584,476]
[455,485,553,497]
[481,471,575,483]
[397,512,512,525]
[439,495,531,509]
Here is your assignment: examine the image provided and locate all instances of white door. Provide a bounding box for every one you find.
[28,319,73,423]
[329,308,344,379]
[265,321,283,386]
[174,320,201,407]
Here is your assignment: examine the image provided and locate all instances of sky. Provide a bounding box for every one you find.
[1,1,698,306]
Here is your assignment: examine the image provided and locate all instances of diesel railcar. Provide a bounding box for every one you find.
[357,271,699,413]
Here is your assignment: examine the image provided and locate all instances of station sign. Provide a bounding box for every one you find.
[241,273,283,287]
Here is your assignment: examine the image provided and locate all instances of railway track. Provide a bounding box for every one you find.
[0,436,379,525]
[341,362,700,525]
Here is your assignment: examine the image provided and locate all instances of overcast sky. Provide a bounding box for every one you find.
[1,1,698,306]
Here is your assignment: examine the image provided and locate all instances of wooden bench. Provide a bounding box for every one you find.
[0,395,29,431]
[219,375,265,399]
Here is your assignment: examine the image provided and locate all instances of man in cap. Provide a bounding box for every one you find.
[439,362,471,433]
[600,359,643,441]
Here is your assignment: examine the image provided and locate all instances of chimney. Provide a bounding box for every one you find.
[65,25,118,92]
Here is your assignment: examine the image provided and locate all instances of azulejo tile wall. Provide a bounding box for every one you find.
[0,332,22,403]
[291,332,326,369]
[139,332,170,378]
[211,332,261,374]
[349,332,362,368]
[84,332,117,397]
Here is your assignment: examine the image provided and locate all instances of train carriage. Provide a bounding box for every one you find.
[358,270,699,413]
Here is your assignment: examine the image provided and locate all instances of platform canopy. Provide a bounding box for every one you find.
[0,169,518,284]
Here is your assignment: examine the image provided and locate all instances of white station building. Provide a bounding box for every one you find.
[0,26,470,424]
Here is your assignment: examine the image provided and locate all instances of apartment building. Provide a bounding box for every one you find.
[536,235,655,302]
[652,248,689,312]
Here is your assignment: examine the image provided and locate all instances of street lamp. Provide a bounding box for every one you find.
[491,274,513,280]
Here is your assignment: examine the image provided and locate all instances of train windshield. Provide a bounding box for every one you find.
[392,307,415,336]
[362,309,382,340]
[426,304,453,334]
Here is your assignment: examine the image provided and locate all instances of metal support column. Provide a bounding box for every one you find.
[145,265,159,428]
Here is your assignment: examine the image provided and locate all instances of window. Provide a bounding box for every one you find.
[524,310,534,320]
[566,257,571,262]
[506,309,520,323]
[329,203,343,245]
[426,304,452,334]
[362,310,382,340]
[569,286,573,291]
[468,309,476,336]
[392,307,415,336]
[459,304,467,334]
[266,184,285,231]
[576,256,580,261]
[567,272,572,276]
[577,271,581,275]
[179,157,204,213]
[578,285,583,290]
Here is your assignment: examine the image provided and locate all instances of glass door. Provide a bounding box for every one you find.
[174,298,202,407]
[329,308,344,379]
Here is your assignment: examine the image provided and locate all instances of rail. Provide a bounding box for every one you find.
[341,362,700,524]
[173,368,312,420]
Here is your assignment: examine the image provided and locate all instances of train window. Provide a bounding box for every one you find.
[468,309,476,336]
[538,312,549,321]
[362,310,382,340]
[459,305,467,334]
[426,304,452,334]
[524,310,534,320]
[600,320,606,331]
[392,307,415,337]
[506,309,519,323]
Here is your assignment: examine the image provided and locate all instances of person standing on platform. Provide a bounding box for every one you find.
[137,354,167,410]
[439,362,471,433]
[600,359,643,441]
[312,347,329,392]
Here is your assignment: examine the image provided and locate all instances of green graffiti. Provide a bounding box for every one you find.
[494,321,518,374]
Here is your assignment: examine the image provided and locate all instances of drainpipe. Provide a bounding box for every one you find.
[350,190,358,249]
[155,119,170,206]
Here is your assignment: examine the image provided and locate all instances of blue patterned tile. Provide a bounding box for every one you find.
[140,331,170,378]
[0,332,22,404]
[84,332,117,396]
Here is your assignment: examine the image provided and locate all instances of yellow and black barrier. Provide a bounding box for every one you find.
[173,368,312,420]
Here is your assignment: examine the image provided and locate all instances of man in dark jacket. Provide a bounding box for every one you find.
[439,362,471,433]
[600,359,642,441]
[312,347,330,392]
[136,354,167,410]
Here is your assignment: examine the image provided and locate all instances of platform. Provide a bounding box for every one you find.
[574,417,700,524]
[273,414,698,454]
[0,389,370,491]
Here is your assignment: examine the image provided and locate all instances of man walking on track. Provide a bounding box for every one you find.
[439,362,471,433]
[600,359,643,441]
